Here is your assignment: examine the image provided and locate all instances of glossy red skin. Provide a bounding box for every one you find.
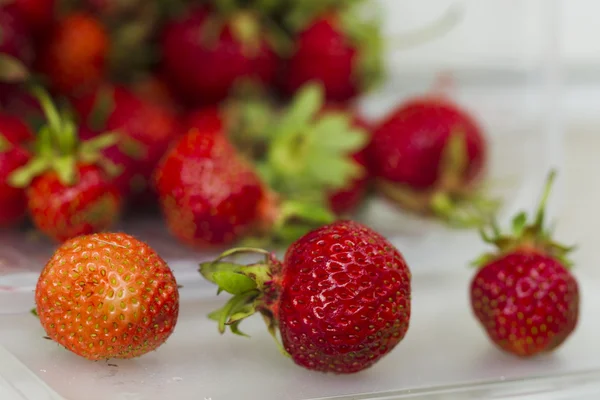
[370,97,487,190]
[280,17,358,103]
[35,232,179,360]
[154,130,266,247]
[27,164,123,242]
[278,220,411,373]
[471,251,579,357]
[11,0,55,36]
[36,13,108,96]
[0,5,34,66]
[160,7,278,105]
[76,85,182,202]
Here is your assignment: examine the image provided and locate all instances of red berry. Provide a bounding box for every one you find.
[200,220,411,373]
[0,5,34,66]
[160,7,278,105]
[35,232,179,360]
[470,171,579,357]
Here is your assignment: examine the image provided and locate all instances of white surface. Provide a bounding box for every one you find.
[1,269,599,400]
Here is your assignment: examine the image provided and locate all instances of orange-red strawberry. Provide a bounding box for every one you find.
[470,171,579,357]
[200,220,411,374]
[74,84,182,203]
[9,88,123,241]
[36,12,108,96]
[160,6,278,105]
[35,232,179,360]
[369,95,494,227]
[0,112,33,226]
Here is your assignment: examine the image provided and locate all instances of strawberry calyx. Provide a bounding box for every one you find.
[258,83,369,205]
[8,87,120,188]
[199,247,289,355]
[378,131,499,228]
[472,170,575,268]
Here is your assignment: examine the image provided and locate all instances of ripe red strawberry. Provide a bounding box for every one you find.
[36,12,108,96]
[369,95,493,227]
[74,84,182,203]
[160,6,278,105]
[279,9,383,103]
[35,232,179,360]
[0,112,34,226]
[200,220,411,373]
[131,73,180,112]
[470,170,579,357]
[154,129,270,247]
[9,88,123,241]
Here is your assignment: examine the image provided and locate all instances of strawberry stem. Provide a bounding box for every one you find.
[533,169,557,232]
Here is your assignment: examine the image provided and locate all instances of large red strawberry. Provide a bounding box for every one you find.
[8,88,123,242]
[199,220,411,373]
[369,95,494,227]
[470,170,579,357]
[278,5,383,103]
[160,6,278,105]
[0,4,34,83]
[0,112,34,227]
[36,12,108,96]
[74,84,182,203]
[35,232,179,360]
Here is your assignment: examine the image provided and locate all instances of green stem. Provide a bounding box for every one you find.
[533,169,557,231]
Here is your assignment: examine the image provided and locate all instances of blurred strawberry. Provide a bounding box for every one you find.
[131,73,181,112]
[160,6,278,105]
[74,84,182,204]
[279,3,383,102]
[10,0,55,37]
[36,12,108,96]
[0,83,45,130]
[0,112,34,227]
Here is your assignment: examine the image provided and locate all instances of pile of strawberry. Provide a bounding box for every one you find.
[0,0,496,249]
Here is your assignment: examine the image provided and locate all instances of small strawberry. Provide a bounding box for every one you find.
[0,4,34,83]
[36,12,109,96]
[369,95,495,227]
[199,220,411,374]
[9,87,123,242]
[160,6,278,105]
[470,170,579,357]
[278,2,383,103]
[35,232,179,360]
[0,112,34,227]
[74,84,182,203]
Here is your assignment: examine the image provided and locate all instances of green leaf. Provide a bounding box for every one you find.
[0,54,30,83]
[228,303,256,324]
[88,86,115,132]
[52,155,77,186]
[511,212,528,236]
[30,308,38,317]
[306,151,362,189]
[212,271,257,295]
[80,131,120,154]
[0,135,11,152]
[199,261,244,284]
[274,83,323,138]
[229,320,250,337]
[8,157,51,188]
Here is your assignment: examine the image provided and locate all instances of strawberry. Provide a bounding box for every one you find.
[74,84,182,203]
[35,232,179,360]
[278,3,383,103]
[199,220,411,373]
[369,95,495,227]
[0,112,34,226]
[0,83,45,130]
[470,171,579,357]
[8,87,123,241]
[160,6,278,105]
[154,130,269,247]
[36,12,108,96]
[131,73,181,112]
